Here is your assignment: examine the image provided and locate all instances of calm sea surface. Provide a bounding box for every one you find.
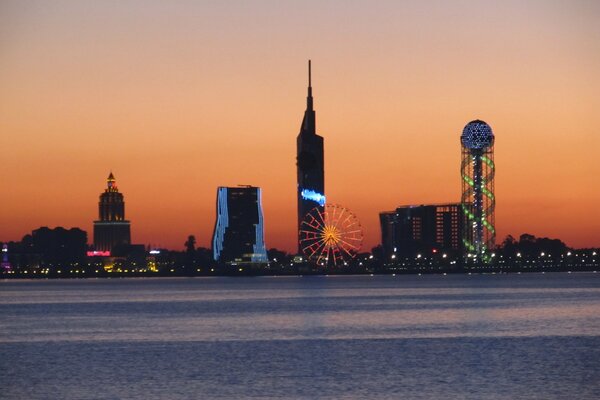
[1,273,599,399]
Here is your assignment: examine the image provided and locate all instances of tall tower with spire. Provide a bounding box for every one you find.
[93,172,131,253]
[296,60,325,254]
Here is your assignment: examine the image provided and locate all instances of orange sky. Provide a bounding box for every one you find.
[1,1,599,252]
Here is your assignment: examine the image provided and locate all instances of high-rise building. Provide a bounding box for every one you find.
[380,203,463,258]
[212,186,268,263]
[460,120,496,260]
[93,172,131,253]
[297,60,325,254]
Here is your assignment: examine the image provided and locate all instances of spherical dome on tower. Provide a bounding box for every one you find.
[461,120,494,150]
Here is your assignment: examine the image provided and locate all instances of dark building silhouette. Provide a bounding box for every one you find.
[21,226,87,266]
[296,60,325,254]
[93,172,131,253]
[212,186,267,263]
[380,204,463,258]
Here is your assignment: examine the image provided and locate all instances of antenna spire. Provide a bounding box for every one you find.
[307,59,313,111]
[299,59,316,135]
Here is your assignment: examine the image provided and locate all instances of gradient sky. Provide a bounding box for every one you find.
[1,0,599,252]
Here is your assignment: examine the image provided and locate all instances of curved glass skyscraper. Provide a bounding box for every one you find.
[212,186,267,264]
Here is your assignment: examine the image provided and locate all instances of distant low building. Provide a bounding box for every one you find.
[380,203,463,259]
[21,226,88,266]
[212,186,268,264]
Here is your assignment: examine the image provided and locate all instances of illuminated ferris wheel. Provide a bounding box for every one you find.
[299,204,363,267]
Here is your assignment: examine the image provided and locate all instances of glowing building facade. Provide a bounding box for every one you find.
[1,244,10,271]
[212,186,268,263]
[460,120,496,260]
[93,172,131,252]
[297,60,325,254]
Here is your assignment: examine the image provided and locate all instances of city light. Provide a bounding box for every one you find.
[87,251,110,257]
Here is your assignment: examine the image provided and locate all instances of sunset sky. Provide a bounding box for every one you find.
[1,1,599,252]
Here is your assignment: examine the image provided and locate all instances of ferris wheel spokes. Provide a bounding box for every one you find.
[299,204,363,267]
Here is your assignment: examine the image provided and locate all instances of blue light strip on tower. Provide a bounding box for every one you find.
[212,187,229,261]
[301,189,326,206]
[252,188,268,263]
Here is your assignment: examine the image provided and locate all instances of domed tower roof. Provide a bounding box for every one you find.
[461,120,494,150]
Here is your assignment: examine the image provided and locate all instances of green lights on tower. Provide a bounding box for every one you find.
[460,120,496,263]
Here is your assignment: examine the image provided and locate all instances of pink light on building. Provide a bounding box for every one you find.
[87,250,111,257]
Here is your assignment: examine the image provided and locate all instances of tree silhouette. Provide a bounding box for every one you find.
[185,235,196,253]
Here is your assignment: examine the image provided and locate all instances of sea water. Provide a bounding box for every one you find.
[1,273,599,399]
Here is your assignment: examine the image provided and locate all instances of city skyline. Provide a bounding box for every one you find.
[1,1,600,252]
